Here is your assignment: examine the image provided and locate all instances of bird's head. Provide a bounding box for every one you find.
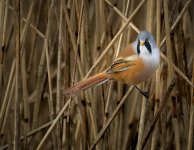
[136,31,157,55]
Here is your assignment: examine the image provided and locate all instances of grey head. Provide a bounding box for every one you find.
[135,31,157,55]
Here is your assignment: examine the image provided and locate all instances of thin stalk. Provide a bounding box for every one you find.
[151,0,161,149]
[171,98,180,150]
[31,0,55,149]
[56,1,63,148]
[36,98,71,150]
[104,0,140,33]
[62,0,84,78]
[89,87,134,150]
[27,0,43,73]
[142,76,177,149]
[136,91,147,150]
[0,0,5,87]
[7,5,45,39]
[146,0,155,33]
[0,60,15,133]
[21,50,29,149]
[188,61,194,150]
[122,91,139,150]
[1,117,62,150]
[0,77,15,144]
[13,0,20,149]
[164,0,174,85]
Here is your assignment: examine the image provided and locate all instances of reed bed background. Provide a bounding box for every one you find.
[0,0,194,149]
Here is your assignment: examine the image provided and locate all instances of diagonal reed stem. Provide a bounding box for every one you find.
[142,76,177,149]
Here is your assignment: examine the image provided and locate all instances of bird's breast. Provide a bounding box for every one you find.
[110,56,159,85]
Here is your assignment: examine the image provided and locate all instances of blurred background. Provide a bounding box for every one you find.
[0,0,194,149]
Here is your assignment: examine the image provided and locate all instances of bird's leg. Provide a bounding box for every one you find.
[135,86,149,99]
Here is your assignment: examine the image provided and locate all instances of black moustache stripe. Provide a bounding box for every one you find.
[137,41,152,55]
[145,41,152,53]
[137,42,140,55]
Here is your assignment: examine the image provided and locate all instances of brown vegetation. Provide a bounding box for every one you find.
[0,0,194,149]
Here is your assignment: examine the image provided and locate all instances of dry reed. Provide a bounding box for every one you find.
[0,0,194,150]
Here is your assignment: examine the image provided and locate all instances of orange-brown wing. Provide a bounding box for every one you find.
[106,55,138,74]
[106,57,145,85]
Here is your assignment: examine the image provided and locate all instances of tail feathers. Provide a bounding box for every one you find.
[64,73,109,96]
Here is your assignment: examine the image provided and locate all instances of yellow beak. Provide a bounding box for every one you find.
[140,41,145,46]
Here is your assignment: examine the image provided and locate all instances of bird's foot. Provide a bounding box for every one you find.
[135,86,149,99]
[141,90,149,99]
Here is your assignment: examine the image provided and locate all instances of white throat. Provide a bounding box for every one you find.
[132,42,160,74]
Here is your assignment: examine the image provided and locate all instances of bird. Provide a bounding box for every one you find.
[64,31,160,98]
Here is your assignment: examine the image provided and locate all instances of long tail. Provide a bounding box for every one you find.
[64,73,109,96]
